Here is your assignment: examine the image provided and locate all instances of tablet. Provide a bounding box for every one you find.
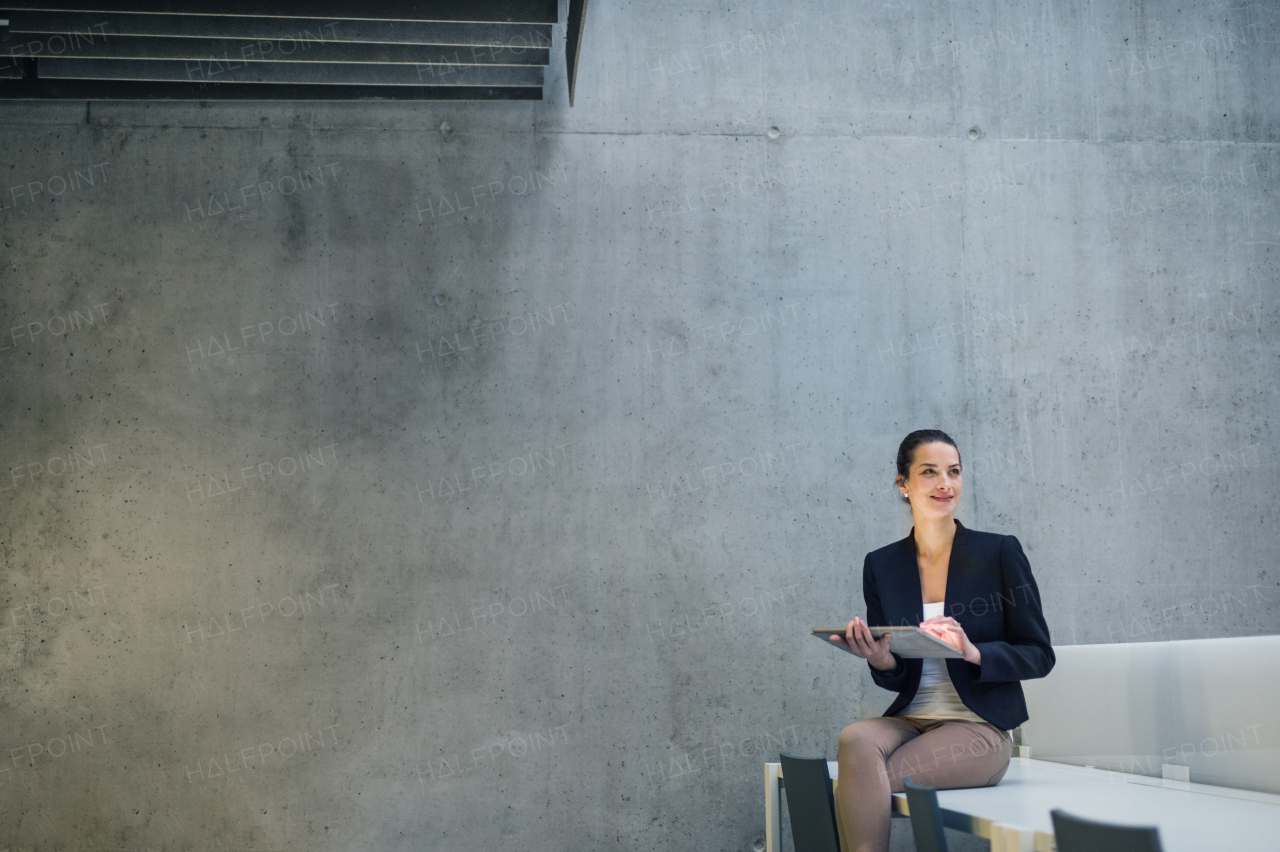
[810,626,963,658]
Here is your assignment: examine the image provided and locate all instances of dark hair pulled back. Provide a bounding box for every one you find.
[895,430,961,504]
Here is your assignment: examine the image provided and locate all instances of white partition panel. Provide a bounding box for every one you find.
[1021,636,1280,794]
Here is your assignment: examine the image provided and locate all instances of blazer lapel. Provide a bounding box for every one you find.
[897,530,923,626]
[944,519,966,615]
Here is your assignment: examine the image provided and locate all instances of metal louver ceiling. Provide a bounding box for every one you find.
[0,1,590,102]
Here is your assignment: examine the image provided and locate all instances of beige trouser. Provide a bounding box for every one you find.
[834,715,1012,852]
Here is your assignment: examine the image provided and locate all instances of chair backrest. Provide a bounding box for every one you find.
[903,777,949,852]
[1051,808,1164,852]
[778,753,840,852]
[1021,635,1280,794]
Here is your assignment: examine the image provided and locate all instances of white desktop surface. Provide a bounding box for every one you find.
[767,757,1280,852]
[927,758,1280,851]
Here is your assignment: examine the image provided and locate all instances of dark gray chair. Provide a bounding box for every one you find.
[1051,808,1164,852]
[778,753,841,852]
[903,777,949,852]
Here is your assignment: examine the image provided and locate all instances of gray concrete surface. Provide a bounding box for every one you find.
[0,1,1277,850]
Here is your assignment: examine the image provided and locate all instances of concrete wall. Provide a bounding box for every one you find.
[0,1,1276,850]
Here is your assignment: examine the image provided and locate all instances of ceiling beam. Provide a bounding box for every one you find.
[1,1,558,25]
[565,0,588,106]
[0,74,543,100]
[39,57,544,87]
[6,11,553,48]
[0,34,549,66]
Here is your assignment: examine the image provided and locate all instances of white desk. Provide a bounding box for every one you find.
[765,757,1280,852]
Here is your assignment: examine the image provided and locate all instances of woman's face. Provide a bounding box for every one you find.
[898,442,962,519]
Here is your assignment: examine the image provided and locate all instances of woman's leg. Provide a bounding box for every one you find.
[835,716,920,852]
[884,720,1012,792]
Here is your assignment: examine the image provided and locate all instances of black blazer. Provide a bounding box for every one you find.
[863,519,1054,731]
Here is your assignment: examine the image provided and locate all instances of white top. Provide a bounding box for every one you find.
[896,600,987,723]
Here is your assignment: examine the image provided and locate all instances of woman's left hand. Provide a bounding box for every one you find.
[922,615,982,665]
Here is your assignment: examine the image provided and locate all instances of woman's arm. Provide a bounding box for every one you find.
[863,554,910,690]
[970,535,1055,683]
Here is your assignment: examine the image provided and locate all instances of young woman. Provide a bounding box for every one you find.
[828,430,1054,852]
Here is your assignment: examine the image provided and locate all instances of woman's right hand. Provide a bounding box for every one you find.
[829,617,896,670]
